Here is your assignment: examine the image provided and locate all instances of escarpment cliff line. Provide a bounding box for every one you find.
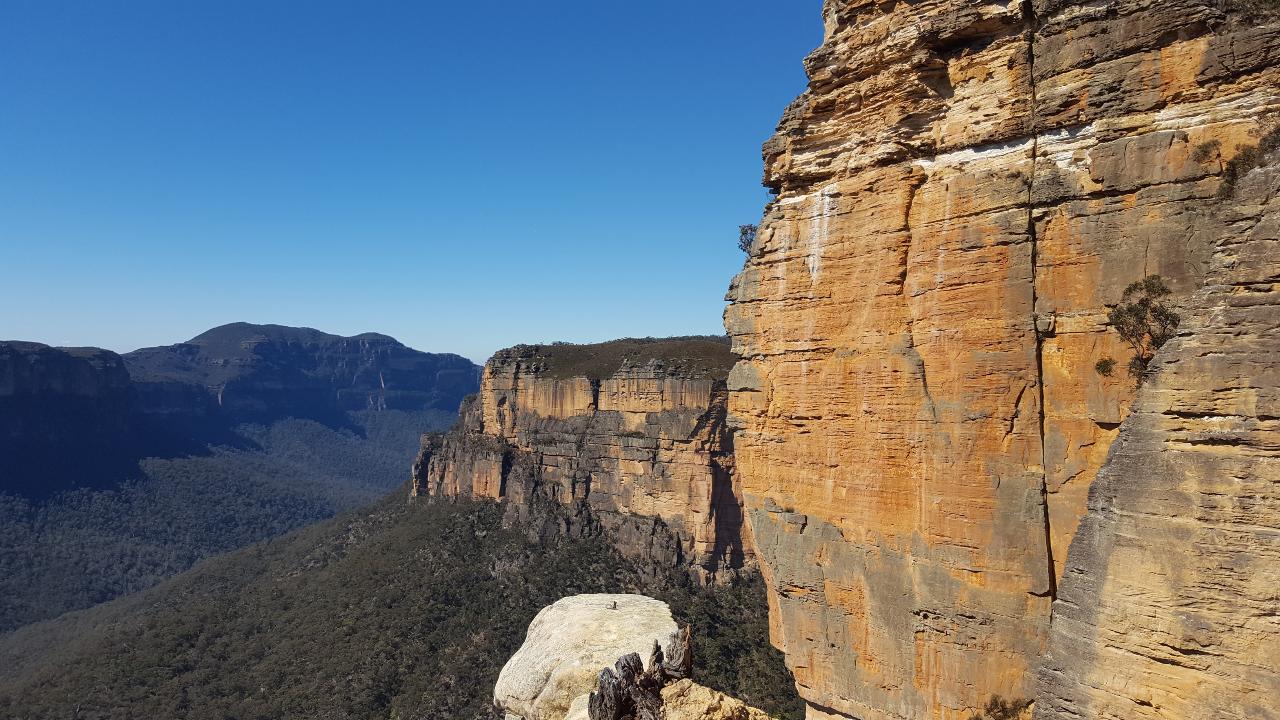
[412,337,753,580]
[725,1,1280,718]
[0,342,137,497]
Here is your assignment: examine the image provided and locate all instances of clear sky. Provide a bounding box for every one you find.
[0,1,822,363]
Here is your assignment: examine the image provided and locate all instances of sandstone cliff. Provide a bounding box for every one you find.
[412,337,752,580]
[723,1,1280,718]
[1034,117,1280,720]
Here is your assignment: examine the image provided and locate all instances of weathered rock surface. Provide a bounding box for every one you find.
[494,594,677,720]
[497,593,774,720]
[724,1,1280,718]
[1034,132,1280,718]
[413,338,753,579]
[660,679,774,720]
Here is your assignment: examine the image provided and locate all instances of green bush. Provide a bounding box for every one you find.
[738,224,758,253]
[1104,275,1181,383]
[967,696,1032,720]
[1192,139,1221,164]
[1094,357,1116,377]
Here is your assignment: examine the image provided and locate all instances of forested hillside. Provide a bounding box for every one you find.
[0,496,802,720]
[0,409,455,632]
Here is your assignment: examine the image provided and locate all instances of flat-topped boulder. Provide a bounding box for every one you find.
[495,594,677,720]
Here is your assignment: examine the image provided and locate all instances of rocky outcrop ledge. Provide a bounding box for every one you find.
[411,338,752,581]
[495,593,772,720]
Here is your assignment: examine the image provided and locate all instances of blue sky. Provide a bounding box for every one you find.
[0,1,822,363]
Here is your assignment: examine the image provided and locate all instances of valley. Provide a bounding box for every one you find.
[1,2,1278,719]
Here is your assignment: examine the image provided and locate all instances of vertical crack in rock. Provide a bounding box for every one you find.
[1036,138,1280,720]
[729,0,1280,716]
[1023,0,1057,603]
[902,171,938,422]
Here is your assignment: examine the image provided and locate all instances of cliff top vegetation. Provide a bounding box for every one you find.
[495,336,735,381]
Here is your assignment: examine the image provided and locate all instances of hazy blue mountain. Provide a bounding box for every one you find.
[0,324,480,632]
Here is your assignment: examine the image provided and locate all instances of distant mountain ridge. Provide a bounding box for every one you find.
[1,323,480,500]
[0,323,480,632]
[0,342,139,499]
[125,322,477,415]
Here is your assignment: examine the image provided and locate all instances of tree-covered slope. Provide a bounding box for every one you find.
[0,496,802,720]
[0,409,454,632]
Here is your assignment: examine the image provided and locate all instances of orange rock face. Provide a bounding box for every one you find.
[724,1,1280,718]
[412,339,753,579]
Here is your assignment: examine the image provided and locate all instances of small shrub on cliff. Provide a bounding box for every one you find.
[1192,139,1221,164]
[1103,275,1181,383]
[967,696,1032,720]
[1094,357,1116,377]
[1217,126,1280,198]
[738,224,758,253]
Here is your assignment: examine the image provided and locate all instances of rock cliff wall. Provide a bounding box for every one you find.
[412,338,752,580]
[724,1,1280,718]
[1034,124,1280,720]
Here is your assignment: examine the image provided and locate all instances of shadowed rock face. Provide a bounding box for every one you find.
[0,342,137,497]
[412,338,753,581]
[724,0,1280,718]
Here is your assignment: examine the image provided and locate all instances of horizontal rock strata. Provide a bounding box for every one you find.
[412,338,752,579]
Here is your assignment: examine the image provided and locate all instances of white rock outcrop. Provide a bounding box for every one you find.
[495,594,677,720]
